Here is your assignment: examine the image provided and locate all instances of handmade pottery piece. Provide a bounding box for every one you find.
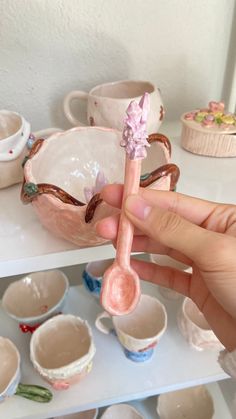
[57,408,98,419]
[100,403,144,419]
[0,109,60,189]
[21,126,179,248]
[0,336,52,403]
[150,254,191,300]
[2,269,69,332]
[157,385,214,419]
[82,259,112,299]
[101,94,149,315]
[63,79,164,134]
[95,294,167,362]
[181,101,236,157]
[30,314,96,390]
[177,297,224,351]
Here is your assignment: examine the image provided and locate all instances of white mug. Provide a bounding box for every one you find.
[95,294,167,362]
[177,297,223,351]
[63,80,164,134]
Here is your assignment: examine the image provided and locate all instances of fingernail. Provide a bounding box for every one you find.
[125,195,151,220]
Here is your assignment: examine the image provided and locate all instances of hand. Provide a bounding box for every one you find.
[96,184,236,352]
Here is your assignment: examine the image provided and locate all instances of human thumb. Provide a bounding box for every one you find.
[125,194,212,264]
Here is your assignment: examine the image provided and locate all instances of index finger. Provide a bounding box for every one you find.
[101,184,218,226]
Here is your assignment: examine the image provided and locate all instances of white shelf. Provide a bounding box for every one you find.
[0,137,236,278]
[0,282,229,419]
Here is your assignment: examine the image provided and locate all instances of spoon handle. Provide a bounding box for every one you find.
[116,157,141,267]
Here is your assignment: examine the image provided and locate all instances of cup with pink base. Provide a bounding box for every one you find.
[96,294,167,362]
[30,314,96,390]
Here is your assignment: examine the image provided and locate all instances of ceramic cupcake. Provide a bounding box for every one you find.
[181,101,236,157]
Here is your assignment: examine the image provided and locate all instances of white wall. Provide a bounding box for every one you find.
[0,0,235,132]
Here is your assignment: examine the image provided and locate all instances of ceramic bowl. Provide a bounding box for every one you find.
[2,270,69,331]
[157,385,214,419]
[82,259,112,298]
[21,127,180,248]
[100,404,143,419]
[150,254,191,300]
[177,297,224,351]
[30,314,96,390]
[57,408,98,419]
[0,337,21,403]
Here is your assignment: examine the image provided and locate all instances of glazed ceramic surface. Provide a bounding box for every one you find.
[0,110,30,189]
[57,408,98,419]
[30,314,96,390]
[63,80,164,134]
[101,404,143,419]
[157,385,214,419]
[2,270,69,328]
[95,294,167,362]
[82,260,112,298]
[22,126,179,248]
[178,297,224,351]
[0,337,21,403]
[180,101,236,157]
[150,254,191,300]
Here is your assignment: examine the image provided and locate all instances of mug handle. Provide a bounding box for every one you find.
[95,311,112,334]
[63,90,89,126]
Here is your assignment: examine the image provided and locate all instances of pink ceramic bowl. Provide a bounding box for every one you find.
[21,127,179,248]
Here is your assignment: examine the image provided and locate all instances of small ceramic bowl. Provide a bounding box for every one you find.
[150,254,191,300]
[57,408,98,419]
[177,297,224,351]
[82,259,112,298]
[30,314,96,390]
[100,404,143,419]
[2,270,69,332]
[0,337,21,403]
[157,385,214,419]
[21,127,179,247]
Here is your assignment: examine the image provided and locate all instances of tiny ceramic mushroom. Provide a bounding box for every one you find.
[2,270,69,332]
[30,314,96,390]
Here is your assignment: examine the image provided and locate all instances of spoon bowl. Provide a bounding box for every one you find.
[101,263,140,315]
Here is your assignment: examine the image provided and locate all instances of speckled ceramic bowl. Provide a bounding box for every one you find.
[157,385,214,419]
[177,297,224,351]
[2,270,69,330]
[21,127,179,248]
[30,314,96,390]
[0,337,21,403]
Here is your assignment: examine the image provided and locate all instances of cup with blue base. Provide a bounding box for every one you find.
[82,260,112,299]
[95,294,167,362]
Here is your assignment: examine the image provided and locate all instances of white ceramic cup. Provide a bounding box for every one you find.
[177,297,224,351]
[157,385,214,419]
[30,314,96,390]
[82,259,112,299]
[0,337,21,403]
[2,269,69,330]
[0,109,60,189]
[63,80,164,134]
[95,294,167,362]
[100,404,143,419]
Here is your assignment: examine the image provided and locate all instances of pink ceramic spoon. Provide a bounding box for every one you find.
[101,93,150,315]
